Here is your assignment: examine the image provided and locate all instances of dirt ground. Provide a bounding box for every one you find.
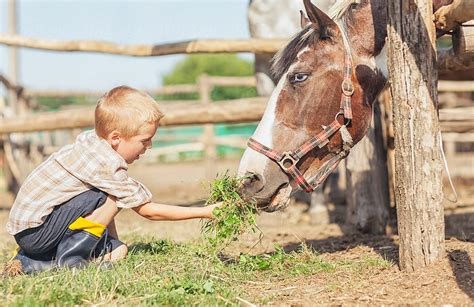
[1,159,473,305]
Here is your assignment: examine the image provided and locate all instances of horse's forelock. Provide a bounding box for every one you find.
[271,26,320,81]
[270,0,356,83]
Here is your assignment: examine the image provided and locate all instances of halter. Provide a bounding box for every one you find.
[247,22,355,193]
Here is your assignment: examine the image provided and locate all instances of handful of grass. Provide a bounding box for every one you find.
[201,173,259,248]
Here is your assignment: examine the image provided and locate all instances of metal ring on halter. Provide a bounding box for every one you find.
[277,152,298,172]
[335,111,351,127]
[341,79,354,96]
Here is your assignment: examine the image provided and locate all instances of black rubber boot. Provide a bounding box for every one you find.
[93,235,124,259]
[56,230,102,269]
[13,249,55,274]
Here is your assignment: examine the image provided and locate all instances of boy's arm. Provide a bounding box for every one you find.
[132,202,221,221]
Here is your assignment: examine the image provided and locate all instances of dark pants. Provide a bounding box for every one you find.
[14,189,108,258]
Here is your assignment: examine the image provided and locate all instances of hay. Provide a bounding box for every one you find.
[2,259,23,277]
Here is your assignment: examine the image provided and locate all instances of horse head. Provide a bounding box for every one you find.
[238,0,388,212]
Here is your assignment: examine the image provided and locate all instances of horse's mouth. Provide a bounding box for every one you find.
[258,183,292,212]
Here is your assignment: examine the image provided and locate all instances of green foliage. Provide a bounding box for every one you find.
[163,54,254,84]
[160,54,257,101]
[436,36,453,49]
[201,173,259,249]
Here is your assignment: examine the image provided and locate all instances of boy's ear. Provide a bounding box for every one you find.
[108,130,121,146]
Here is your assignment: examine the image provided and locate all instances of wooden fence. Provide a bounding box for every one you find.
[1,74,473,184]
[0,75,266,187]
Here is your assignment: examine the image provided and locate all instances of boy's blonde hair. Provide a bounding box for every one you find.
[95,85,164,139]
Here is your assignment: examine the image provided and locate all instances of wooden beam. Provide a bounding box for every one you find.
[0,34,287,56]
[8,0,19,114]
[24,85,199,98]
[1,33,474,72]
[433,0,474,31]
[438,47,474,71]
[442,132,474,142]
[438,80,474,91]
[22,77,258,98]
[453,20,474,56]
[207,76,256,87]
[0,97,469,134]
[0,97,267,134]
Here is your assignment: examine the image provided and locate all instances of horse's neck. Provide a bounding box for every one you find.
[344,1,387,59]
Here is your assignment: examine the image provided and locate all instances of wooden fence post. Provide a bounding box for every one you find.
[8,0,19,114]
[387,0,445,271]
[345,101,390,234]
[198,74,217,180]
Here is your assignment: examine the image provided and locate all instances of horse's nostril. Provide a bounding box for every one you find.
[239,172,265,195]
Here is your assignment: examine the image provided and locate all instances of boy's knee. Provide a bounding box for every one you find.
[103,195,118,208]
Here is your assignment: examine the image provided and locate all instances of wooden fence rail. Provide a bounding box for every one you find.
[1,34,473,72]
[0,34,287,56]
[0,97,267,134]
[21,76,256,98]
[0,100,471,134]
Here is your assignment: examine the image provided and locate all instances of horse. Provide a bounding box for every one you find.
[248,0,341,223]
[238,0,452,213]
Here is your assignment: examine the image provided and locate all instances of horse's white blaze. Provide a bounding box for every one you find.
[237,73,287,177]
[375,44,388,78]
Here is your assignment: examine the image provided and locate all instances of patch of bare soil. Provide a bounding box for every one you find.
[242,238,473,305]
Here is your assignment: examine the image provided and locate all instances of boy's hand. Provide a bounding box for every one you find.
[206,201,223,219]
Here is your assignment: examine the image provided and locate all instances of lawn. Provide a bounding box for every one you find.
[1,236,391,306]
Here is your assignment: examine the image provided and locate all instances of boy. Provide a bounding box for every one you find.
[5,85,220,275]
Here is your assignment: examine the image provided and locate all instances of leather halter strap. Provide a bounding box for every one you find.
[247,47,355,193]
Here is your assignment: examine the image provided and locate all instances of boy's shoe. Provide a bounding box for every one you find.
[56,230,103,269]
[93,235,124,259]
[3,249,55,275]
[56,216,107,269]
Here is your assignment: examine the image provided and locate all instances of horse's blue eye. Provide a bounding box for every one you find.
[290,73,309,84]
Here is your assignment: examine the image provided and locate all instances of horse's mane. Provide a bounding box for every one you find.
[271,0,360,81]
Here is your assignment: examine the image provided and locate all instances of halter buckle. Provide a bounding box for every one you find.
[277,152,298,172]
[341,79,354,96]
[335,111,351,127]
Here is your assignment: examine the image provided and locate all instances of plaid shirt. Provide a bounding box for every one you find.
[7,130,152,235]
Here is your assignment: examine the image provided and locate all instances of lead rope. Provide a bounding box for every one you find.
[439,131,458,203]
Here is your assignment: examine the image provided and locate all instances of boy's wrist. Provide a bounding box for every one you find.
[204,205,215,219]
[205,202,221,219]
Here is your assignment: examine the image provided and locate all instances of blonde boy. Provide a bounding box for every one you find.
[6,86,219,274]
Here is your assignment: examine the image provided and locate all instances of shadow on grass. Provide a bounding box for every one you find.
[281,234,399,264]
[128,240,174,255]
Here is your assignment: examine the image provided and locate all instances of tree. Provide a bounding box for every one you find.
[387,0,445,271]
[161,54,256,101]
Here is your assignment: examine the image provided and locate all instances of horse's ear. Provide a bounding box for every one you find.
[300,10,311,29]
[303,0,336,38]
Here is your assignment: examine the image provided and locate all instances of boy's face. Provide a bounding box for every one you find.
[111,123,158,164]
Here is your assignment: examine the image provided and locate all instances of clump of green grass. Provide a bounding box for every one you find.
[201,173,259,248]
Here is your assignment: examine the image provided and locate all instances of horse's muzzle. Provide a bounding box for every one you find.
[238,172,291,212]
